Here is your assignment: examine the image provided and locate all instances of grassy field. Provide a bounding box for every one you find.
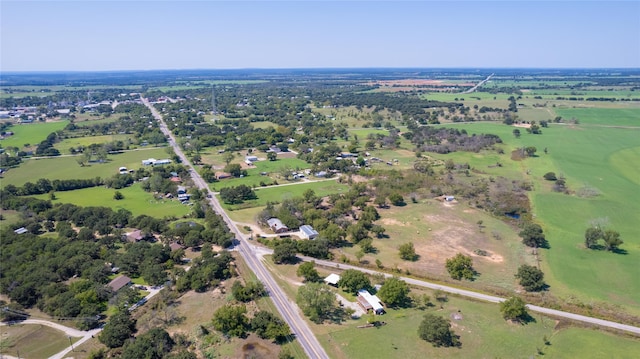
[0,120,69,149]
[2,147,169,187]
[32,182,191,218]
[55,134,134,154]
[338,198,532,292]
[434,114,640,313]
[0,324,80,359]
[265,257,640,359]
[221,180,348,210]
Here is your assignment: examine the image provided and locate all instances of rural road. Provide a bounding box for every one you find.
[0,286,163,359]
[462,73,494,94]
[141,97,330,359]
[245,244,640,336]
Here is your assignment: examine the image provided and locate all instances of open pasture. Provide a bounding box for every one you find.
[0,120,69,149]
[1,147,169,186]
[555,108,640,127]
[440,113,640,313]
[340,199,532,292]
[221,179,348,210]
[33,182,191,218]
[0,324,80,359]
[55,134,134,154]
[266,257,640,359]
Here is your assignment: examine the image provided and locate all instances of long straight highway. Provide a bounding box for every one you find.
[141,97,329,359]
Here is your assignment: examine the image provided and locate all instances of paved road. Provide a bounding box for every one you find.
[462,73,494,94]
[0,286,163,359]
[141,97,330,359]
[245,244,640,336]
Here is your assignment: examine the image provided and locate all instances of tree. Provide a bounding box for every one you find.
[602,230,623,251]
[525,146,537,157]
[398,242,417,261]
[272,241,298,264]
[377,277,410,307]
[250,310,290,341]
[222,152,235,165]
[113,191,124,200]
[519,223,547,248]
[121,328,174,359]
[584,226,603,249]
[267,152,277,161]
[513,129,521,138]
[211,304,248,337]
[515,264,546,292]
[500,296,528,322]
[232,281,266,302]
[543,172,557,181]
[418,313,460,347]
[388,192,405,206]
[297,261,320,282]
[224,163,242,177]
[445,253,475,280]
[337,269,371,294]
[296,282,337,323]
[99,309,136,348]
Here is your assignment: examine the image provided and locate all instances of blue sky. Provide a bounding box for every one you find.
[1,1,639,71]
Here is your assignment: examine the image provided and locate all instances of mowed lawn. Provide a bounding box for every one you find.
[33,183,191,218]
[0,120,69,148]
[0,324,80,359]
[2,147,169,187]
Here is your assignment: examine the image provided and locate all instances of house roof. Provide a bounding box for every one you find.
[358,289,384,313]
[169,242,183,251]
[300,225,319,237]
[13,227,28,234]
[324,273,341,285]
[267,218,287,230]
[127,229,144,242]
[108,275,132,292]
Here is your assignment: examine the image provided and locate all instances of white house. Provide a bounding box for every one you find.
[357,289,385,315]
[299,225,319,240]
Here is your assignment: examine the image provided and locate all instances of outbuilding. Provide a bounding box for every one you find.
[299,225,319,240]
[357,289,385,315]
[324,273,341,287]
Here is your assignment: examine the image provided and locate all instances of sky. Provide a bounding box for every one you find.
[1,0,639,71]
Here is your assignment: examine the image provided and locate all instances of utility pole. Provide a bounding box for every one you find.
[68,336,74,352]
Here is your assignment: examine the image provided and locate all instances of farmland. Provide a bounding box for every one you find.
[0,120,69,148]
[1,68,639,358]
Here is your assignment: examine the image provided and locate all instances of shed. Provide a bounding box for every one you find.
[267,218,289,233]
[108,275,132,292]
[324,273,341,286]
[357,289,385,315]
[299,225,319,240]
[13,227,28,235]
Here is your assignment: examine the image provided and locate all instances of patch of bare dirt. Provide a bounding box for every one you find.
[512,123,531,128]
[380,218,407,227]
[235,333,281,359]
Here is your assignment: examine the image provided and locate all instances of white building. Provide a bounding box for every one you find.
[299,225,319,240]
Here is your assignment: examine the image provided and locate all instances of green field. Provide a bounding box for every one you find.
[33,182,191,218]
[0,121,69,149]
[266,257,640,359]
[0,324,80,359]
[1,147,170,187]
[55,134,134,154]
[555,108,640,127]
[436,113,640,313]
[209,157,312,190]
[220,180,348,210]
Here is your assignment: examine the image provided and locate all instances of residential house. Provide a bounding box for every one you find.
[108,275,132,292]
[125,229,145,243]
[267,218,289,233]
